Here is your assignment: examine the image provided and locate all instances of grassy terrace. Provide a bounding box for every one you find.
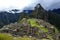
[0,33,55,40]
[0,18,59,40]
[0,33,52,40]
[0,33,39,40]
[28,19,48,32]
[28,19,59,40]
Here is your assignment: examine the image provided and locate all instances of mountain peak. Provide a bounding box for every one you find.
[35,3,44,10]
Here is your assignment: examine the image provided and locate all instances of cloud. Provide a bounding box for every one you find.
[23,0,60,10]
[0,0,32,11]
[48,2,60,10]
[37,0,60,9]
[0,0,60,11]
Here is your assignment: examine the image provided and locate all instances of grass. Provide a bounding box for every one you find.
[0,33,39,40]
[39,25,48,32]
[54,27,59,33]
[42,38,49,40]
[0,33,13,40]
[0,33,54,40]
[47,34,54,40]
[28,19,48,32]
[28,19,54,40]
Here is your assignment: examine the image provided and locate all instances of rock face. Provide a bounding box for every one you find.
[0,18,59,40]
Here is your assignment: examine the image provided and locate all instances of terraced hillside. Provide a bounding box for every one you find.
[0,18,59,40]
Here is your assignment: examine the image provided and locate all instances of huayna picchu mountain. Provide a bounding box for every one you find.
[0,3,60,40]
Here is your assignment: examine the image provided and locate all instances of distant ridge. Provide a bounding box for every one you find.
[51,8,60,14]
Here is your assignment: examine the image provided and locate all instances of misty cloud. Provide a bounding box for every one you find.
[0,0,60,11]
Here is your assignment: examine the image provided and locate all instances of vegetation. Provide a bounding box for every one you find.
[28,19,48,32]
[0,33,39,40]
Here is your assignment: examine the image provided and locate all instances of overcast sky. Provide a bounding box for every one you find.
[0,0,60,11]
